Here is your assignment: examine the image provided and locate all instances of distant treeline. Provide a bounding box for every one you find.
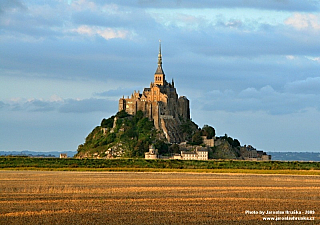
[1,157,320,171]
[0,151,76,158]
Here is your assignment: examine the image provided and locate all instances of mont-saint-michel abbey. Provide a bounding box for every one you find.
[76,42,270,161]
[116,42,270,161]
[119,42,190,144]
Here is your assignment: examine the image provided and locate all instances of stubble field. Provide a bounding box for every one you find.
[0,171,319,224]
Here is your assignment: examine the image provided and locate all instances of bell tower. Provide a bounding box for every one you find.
[154,40,165,86]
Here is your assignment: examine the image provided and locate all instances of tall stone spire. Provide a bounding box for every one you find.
[155,40,165,77]
[154,40,165,86]
[158,40,162,66]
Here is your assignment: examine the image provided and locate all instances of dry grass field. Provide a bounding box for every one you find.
[0,171,319,224]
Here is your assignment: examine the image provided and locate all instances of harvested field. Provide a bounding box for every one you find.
[0,171,319,224]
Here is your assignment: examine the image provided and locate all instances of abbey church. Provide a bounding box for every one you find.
[119,42,190,143]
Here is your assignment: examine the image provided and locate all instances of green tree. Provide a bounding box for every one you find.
[133,140,149,157]
[169,144,180,154]
[125,127,138,139]
[134,110,144,121]
[201,125,215,139]
[101,116,115,128]
[191,131,203,145]
[232,139,240,148]
[116,110,129,118]
[102,133,116,145]
[154,140,169,155]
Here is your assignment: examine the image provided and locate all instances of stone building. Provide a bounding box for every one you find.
[241,145,271,161]
[202,136,214,147]
[119,42,190,143]
[178,147,209,160]
[145,145,159,159]
[59,153,67,158]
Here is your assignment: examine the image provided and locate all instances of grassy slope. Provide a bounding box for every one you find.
[76,111,165,158]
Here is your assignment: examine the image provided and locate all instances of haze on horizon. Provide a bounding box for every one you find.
[1,0,320,152]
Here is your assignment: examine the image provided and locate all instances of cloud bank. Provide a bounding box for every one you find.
[1,0,320,152]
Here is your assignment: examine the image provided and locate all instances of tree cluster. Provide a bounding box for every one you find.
[220,134,241,148]
[189,125,216,145]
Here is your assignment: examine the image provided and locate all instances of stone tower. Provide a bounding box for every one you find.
[118,41,190,143]
[154,41,165,86]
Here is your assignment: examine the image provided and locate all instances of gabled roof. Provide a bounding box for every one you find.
[155,65,165,75]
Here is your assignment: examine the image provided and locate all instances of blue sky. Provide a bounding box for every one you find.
[1,0,320,152]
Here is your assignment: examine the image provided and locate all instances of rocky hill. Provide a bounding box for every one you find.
[76,44,270,160]
[75,110,269,160]
[75,110,198,158]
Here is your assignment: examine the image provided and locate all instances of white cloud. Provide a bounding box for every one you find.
[58,98,116,113]
[285,13,320,30]
[286,55,295,60]
[306,56,320,63]
[285,77,320,94]
[120,0,319,12]
[71,0,97,11]
[2,97,117,113]
[49,94,64,102]
[72,25,130,40]
[238,87,259,98]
